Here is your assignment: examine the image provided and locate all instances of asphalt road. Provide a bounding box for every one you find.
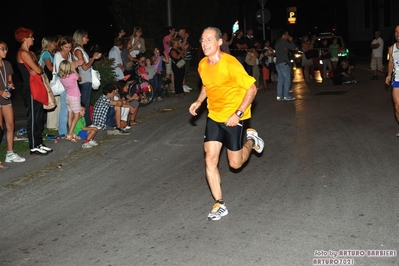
[0,66,398,266]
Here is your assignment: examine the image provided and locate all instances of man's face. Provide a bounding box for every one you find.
[282,32,289,40]
[200,29,221,56]
[179,30,186,38]
[395,26,399,42]
[375,31,380,39]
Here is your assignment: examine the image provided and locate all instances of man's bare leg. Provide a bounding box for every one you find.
[204,141,223,201]
[226,140,254,169]
[392,89,399,123]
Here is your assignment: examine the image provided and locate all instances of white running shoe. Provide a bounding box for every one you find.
[82,143,92,149]
[247,128,264,153]
[207,202,228,221]
[5,152,26,163]
[88,140,98,146]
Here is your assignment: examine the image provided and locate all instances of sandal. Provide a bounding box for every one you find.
[129,120,141,126]
[73,134,82,141]
[65,135,78,143]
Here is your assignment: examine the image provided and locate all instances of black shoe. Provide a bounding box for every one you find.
[372,76,378,80]
[30,147,48,156]
[39,144,53,153]
[115,128,130,135]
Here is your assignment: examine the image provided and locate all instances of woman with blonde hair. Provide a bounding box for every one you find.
[39,36,59,131]
[72,29,102,126]
[129,26,146,58]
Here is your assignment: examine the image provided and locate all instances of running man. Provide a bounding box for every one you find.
[386,25,399,136]
[189,27,264,221]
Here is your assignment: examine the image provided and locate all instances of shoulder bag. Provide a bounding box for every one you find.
[175,59,186,68]
[304,49,318,59]
[40,72,56,110]
[74,46,101,90]
[39,52,64,96]
[91,68,101,90]
[170,49,186,68]
[245,52,257,66]
[21,53,50,107]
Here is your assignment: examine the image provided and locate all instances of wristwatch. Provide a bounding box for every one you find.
[235,110,244,118]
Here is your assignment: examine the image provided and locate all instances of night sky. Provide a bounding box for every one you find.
[4,0,347,62]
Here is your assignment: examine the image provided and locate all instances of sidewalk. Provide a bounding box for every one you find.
[1,74,200,183]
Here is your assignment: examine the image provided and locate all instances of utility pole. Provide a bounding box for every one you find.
[167,0,172,26]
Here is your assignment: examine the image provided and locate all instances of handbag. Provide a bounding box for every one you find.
[39,52,64,96]
[21,54,49,106]
[304,49,318,59]
[175,59,186,68]
[41,73,56,110]
[91,69,101,90]
[245,52,257,66]
[30,74,50,106]
[50,74,65,96]
[123,57,134,69]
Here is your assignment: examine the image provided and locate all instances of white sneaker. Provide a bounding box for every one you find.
[82,143,92,149]
[183,85,192,91]
[5,152,26,163]
[247,128,264,153]
[124,126,131,130]
[88,140,98,146]
[183,86,191,93]
[207,202,228,221]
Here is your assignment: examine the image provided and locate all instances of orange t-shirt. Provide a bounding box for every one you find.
[198,53,255,123]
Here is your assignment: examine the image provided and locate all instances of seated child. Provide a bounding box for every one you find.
[106,93,129,130]
[117,80,141,127]
[91,83,129,135]
[136,53,149,103]
[74,103,99,148]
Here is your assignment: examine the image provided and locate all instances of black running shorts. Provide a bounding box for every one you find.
[204,117,247,151]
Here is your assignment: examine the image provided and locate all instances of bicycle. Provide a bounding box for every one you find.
[125,63,155,107]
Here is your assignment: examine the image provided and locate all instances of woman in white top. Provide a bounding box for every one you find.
[53,36,74,138]
[72,29,102,126]
[129,26,146,58]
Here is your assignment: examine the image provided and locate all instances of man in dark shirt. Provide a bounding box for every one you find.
[275,30,297,101]
[231,30,248,67]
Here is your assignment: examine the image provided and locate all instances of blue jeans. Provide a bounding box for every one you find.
[275,62,291,98]
[106,106,116,128]
[58,90,68,136]
[79,82,92,125]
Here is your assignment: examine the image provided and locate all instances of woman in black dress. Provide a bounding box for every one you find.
[169,37,186,96]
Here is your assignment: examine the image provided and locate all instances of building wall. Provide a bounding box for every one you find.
[348,0,399,43]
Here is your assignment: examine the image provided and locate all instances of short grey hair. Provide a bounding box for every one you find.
[203,27,222,40]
